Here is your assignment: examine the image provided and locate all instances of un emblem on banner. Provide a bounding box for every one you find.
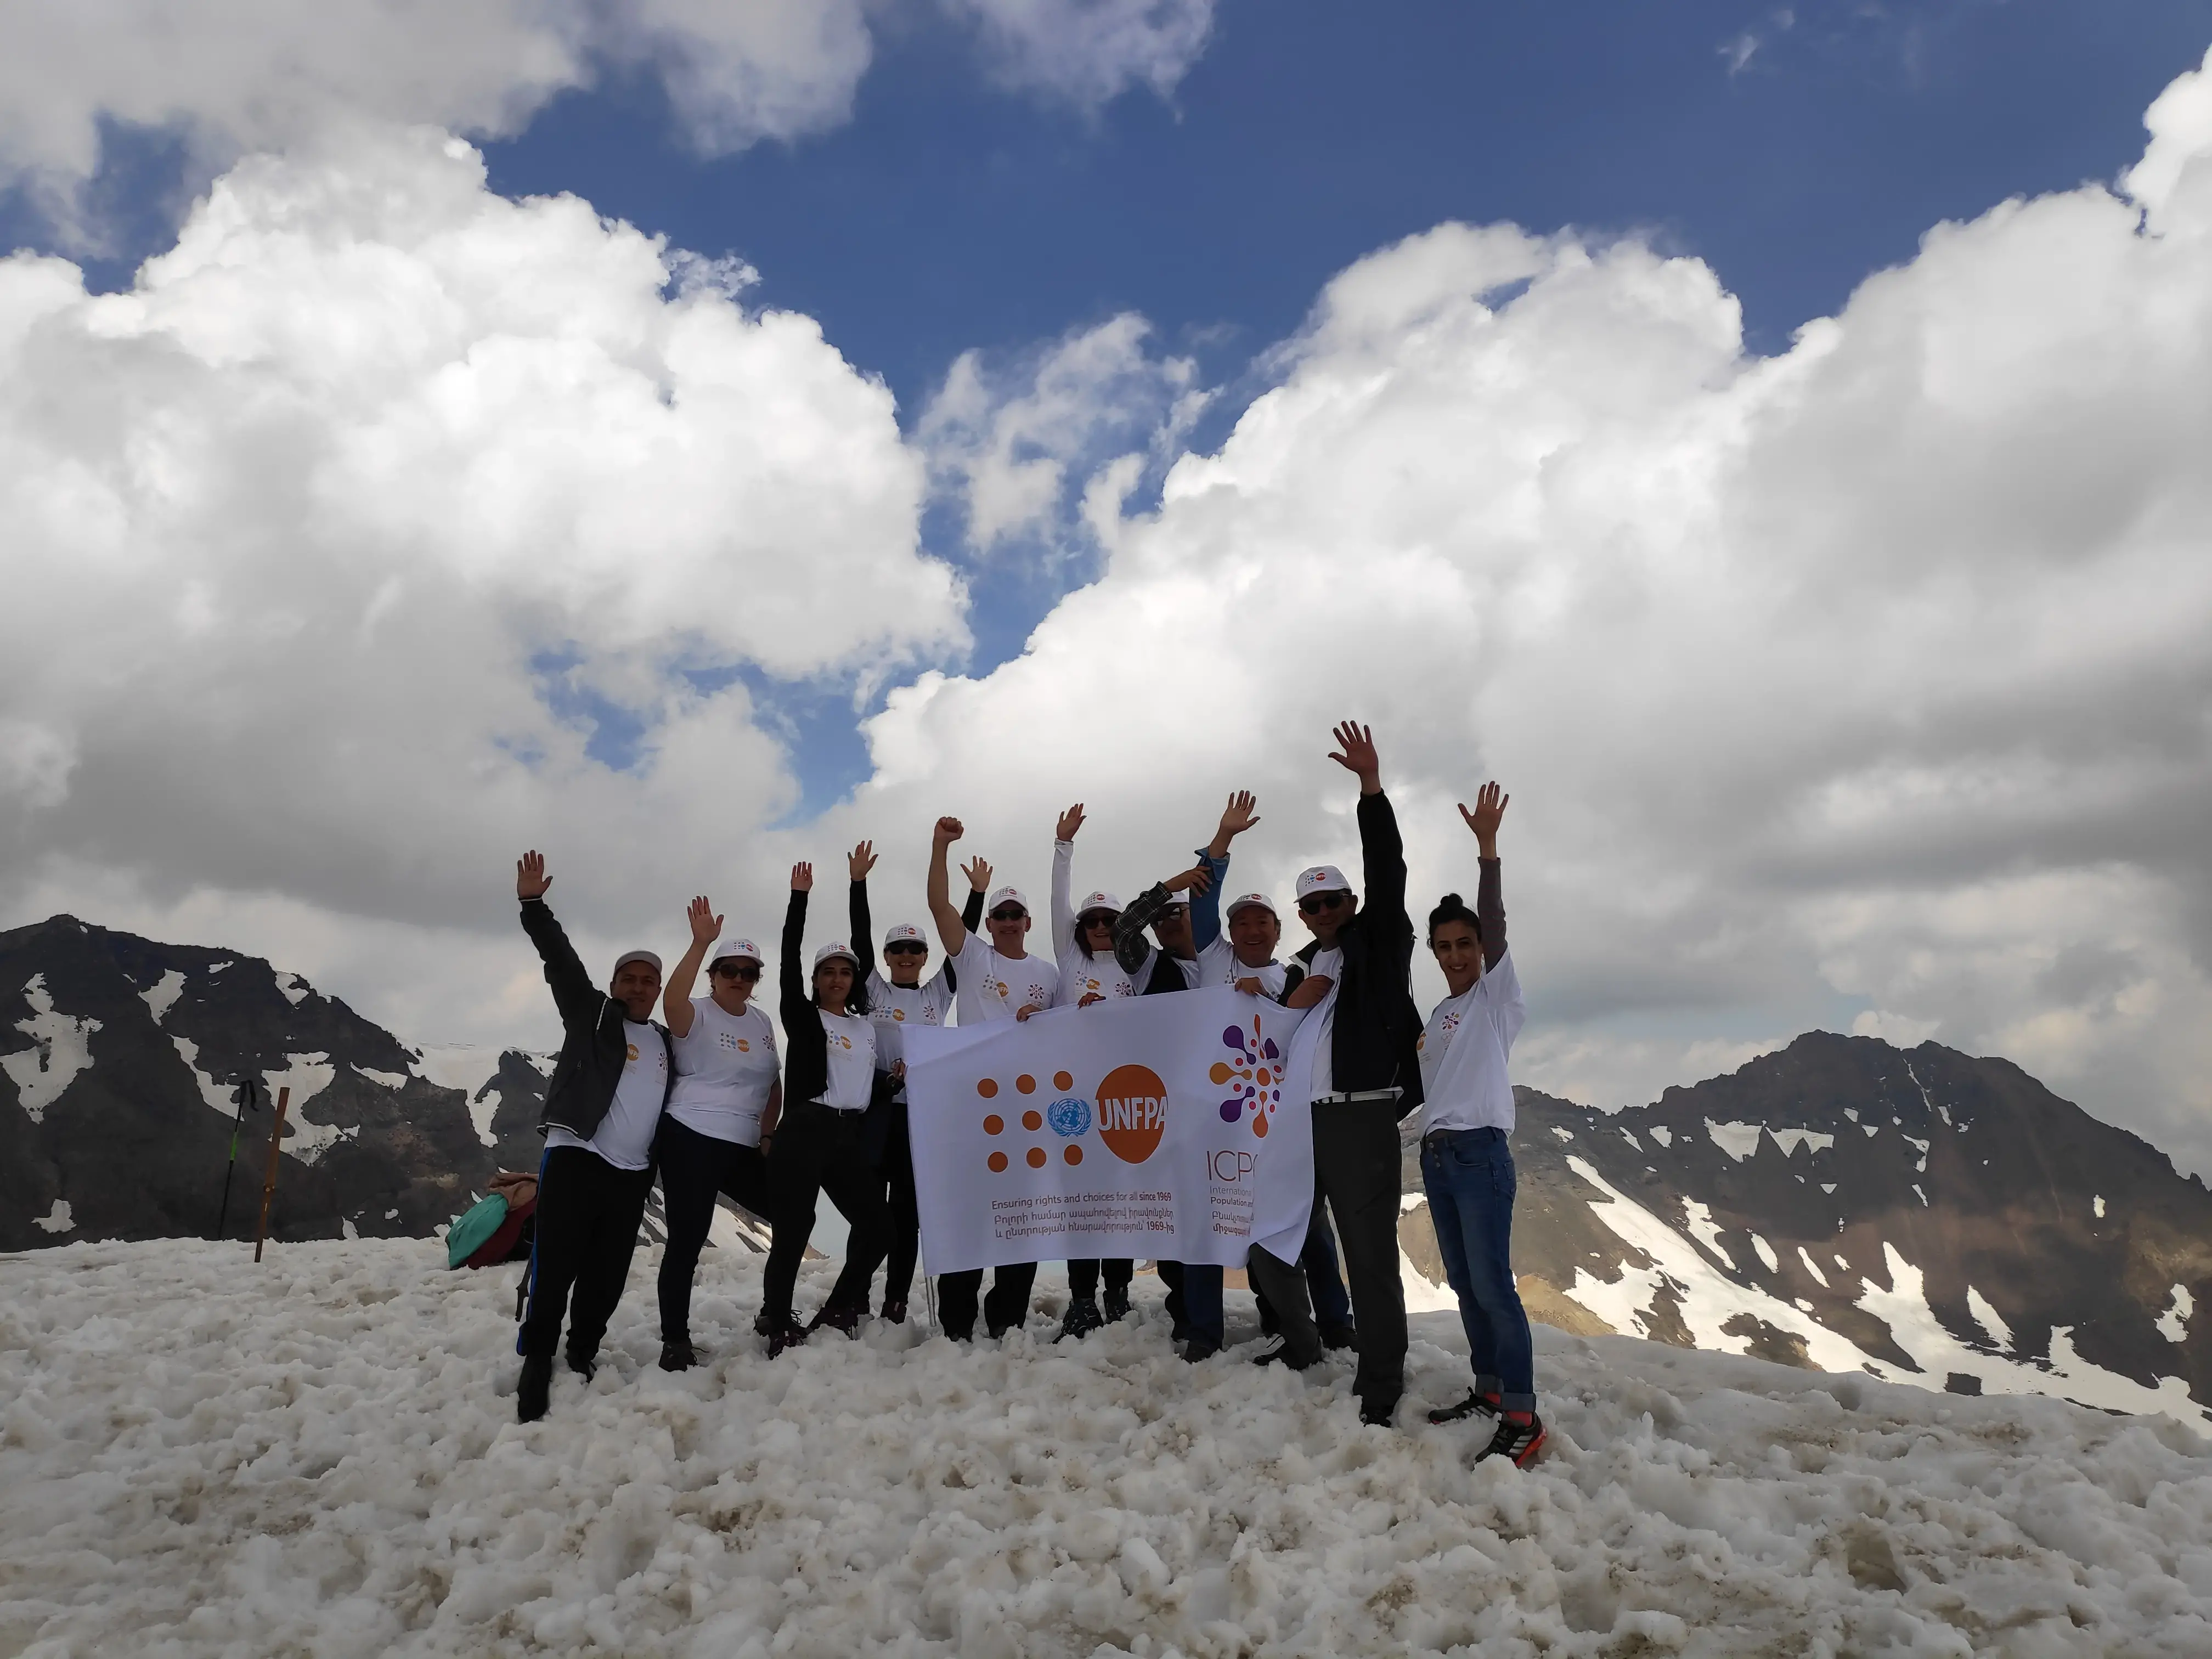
[1046,1095,1091,1137]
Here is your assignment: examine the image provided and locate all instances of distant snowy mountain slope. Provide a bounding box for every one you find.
[1399,1031,2212,1425]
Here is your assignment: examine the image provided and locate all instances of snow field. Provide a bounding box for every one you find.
[3,1239,2211,1657]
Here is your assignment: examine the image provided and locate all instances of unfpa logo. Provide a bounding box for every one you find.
[1096,1064,1168,1163]
[1212,1017,1283,1138]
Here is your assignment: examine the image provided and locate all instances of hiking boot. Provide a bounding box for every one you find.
[658,1338,699,1372]
[517,1355,552,1423]
[1319,1322,1359,1351]
[808,1304,864,1339]
[756,1312,808,1358]
[882,1300,908,1325]
[1103,1284,1131,1323]
[1480,1412,1548,1468]
[564,1347,597,1382]
[1429,1389,1502,1425]
[1358,1391,1401,1427]
[1251,1341,1317,1372]
[1182,1337,1221,1363]
[1057,1298,1105,1341]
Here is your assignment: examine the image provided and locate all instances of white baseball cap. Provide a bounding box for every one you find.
[709,938,761,967]
[987,886,1030,916]
[1295,865,1354,899]
[1225,892,1278,921]
[812,941,859,969]
[612,949,663,977]
[883,922,927,948]
[1075,890,1124,917]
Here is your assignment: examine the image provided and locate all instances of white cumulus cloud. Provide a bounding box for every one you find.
[945,0,1217,109]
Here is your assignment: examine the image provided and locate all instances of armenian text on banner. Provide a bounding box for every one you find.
[904,988,1313,1276]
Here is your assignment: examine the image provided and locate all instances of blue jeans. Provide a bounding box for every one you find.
[1419,1127,1535,1411]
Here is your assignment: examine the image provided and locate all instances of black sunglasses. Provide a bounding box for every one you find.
[1297,893,1349,915]
[713,962,761,980]
[884,941,928,956]
[1079,911,1118,928]
[989,906,1028,922]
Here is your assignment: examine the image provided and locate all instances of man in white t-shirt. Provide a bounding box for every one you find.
[926,816,1061,1337]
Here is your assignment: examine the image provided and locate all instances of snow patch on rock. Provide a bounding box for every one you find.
[2159,1286,2194,1345]
[138,969,186,1025]
[1967,1286,2013,1352]
[1797,1247,1830,1288]
[273,970,311,1007]
[1648,1124,1672,1147]
[1750,1233,1780,1274]
[1704,1119,1763,1161]
[1769,1128,1834,1157]
[31,1199,74,1234]
[4,975,104,1122]
[1680,1197,1735,1269]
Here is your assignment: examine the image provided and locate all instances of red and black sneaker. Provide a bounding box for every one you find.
[1479,1412,1548,1468]
[1429,1389,1502,1425]
[808,1304,864,1339]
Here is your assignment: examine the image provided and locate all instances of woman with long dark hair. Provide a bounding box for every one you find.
[753,861,898,1357]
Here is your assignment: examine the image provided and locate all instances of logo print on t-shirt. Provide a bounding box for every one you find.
[1211,1016,1283,1138]
[736,1038,752,1051]
[626,1043,640,1062]
[891,1008,906,1022]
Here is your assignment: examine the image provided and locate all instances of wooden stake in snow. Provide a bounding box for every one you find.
[253,1086,290,1263]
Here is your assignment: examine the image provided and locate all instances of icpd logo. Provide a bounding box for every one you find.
[1212,1017,1283,1138]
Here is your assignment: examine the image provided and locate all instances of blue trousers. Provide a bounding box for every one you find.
[1419,1126,1535,1411]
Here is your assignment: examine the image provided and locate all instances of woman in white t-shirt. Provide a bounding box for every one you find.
[755,862,899,1357]
[1415,784,1543,1469]
[654,896,781,1372]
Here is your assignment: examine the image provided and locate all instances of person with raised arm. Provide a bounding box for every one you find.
[849,840,988,1324]
[1279,721,1426,1427]
[1109,840,1232,1361]
[753,861,897,1357]
[510,850,675,1423]
[1417,784,1543,1466]
[652,895,780,1372]
[927,815,1060,1338]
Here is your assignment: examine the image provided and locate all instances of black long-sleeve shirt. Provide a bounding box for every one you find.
[1291,789,1424,1111]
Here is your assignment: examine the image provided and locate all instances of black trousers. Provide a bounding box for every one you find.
[521,1145,655,1362]
[1313,1102,1408,1404]
[761,1101,891,1325]
[1156,1260,1224,1346]
[1067,1259,1133,1301]
[938,1263,1037,1339]
[881,1101,919,1311]
[654,1118,771,1343]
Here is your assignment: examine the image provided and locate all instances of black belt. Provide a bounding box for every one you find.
[1311,1087,1403,1107]
[1423,1124,1508,1149]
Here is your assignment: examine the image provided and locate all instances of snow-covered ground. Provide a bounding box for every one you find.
[5,1240,2212,1657]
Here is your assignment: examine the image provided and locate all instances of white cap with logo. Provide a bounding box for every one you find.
[1225,892,1278,921]
[986,886,1030,916]
[812,941,859,969]
[612,949,663,976]
[709,937,761,967]
[883,922,927,947]
[1295,865,1354,899]
[1075,889,1124,916]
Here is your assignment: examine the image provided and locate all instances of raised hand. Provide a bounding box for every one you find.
[849,840,878,882]
[516,850,551,901]
[1327,721,1381,794]
[791,861,814,893]
[687,895,723,944]
[1056,803,1086,842]
[1217,790,1260,840]
[933,816,964,847]
[1166,864,1214,896]
[1459,782,1509,856]
[961,855,993,892]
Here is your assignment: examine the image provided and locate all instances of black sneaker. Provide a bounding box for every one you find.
[1057,1299,1104,1341]
[1251,1341,1317,1372]
[516,1355,552,1423]
[1182,1338,1221,1363]
[1319,1322,1359,1351]
[882,1300,908,1325]
[564,1348,597,1381]
[1480,1413,1548,1468]
[1358,1392,1400,1427]
[1429,1389,1502,1425]
[808,1304,863,1339]
[756,1312,808,1358]
[1103,1285,1131,1323]
[658,1339,698,1372]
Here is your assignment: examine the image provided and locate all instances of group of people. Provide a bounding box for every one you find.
[509,721,1543,1468]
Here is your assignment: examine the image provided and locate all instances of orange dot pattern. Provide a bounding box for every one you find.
[1064,1145,1082,1165]
[983,1114,1004,1136]
[1015,1074,1036,1094]
[977,1078,999,1098]
[1053,1070,1074,1092]
[988,1150,1008,1172]
[1026,1147,1047,1168]
[1022,1109,1043,1132]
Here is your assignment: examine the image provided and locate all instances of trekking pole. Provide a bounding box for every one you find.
[215,1078,260,1239]
[923,1273,940,1337]
[252,1086,291,1262]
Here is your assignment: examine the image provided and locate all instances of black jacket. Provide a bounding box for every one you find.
[520,898,674,1140]
[780,888,899,1113]
[1292,790,1424,1117]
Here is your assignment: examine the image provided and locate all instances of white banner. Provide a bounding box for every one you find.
[905,988,1313,1275]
